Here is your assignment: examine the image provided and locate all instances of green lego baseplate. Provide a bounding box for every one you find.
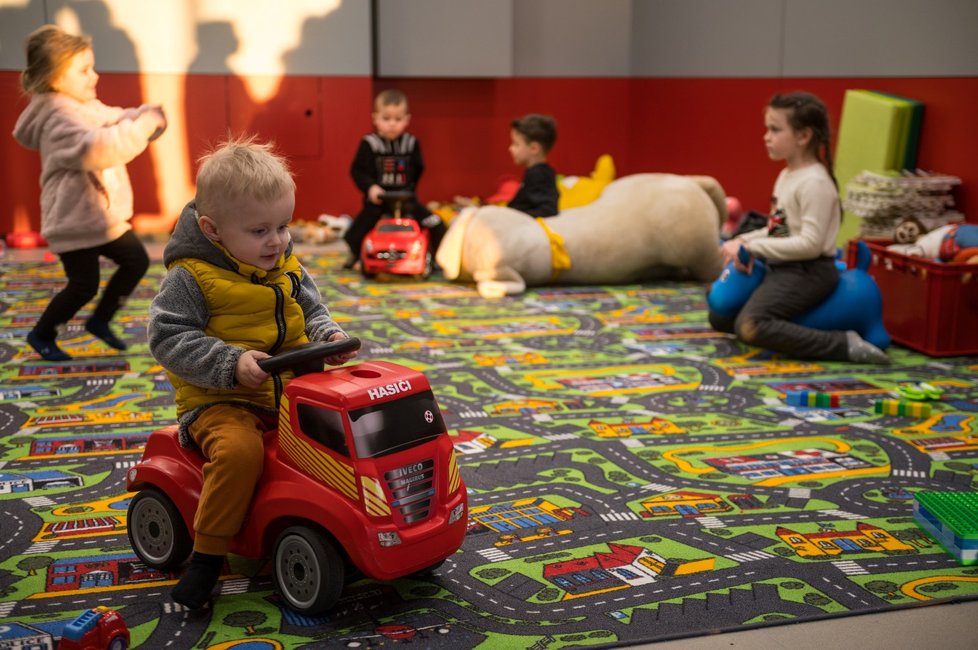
[914,492,978,539]
[913,492,978,565]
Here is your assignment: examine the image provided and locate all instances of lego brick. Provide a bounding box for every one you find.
[786,390,839,408]
[874,399,931,418]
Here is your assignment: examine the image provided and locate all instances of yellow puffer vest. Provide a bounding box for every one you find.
[169,252,309,417]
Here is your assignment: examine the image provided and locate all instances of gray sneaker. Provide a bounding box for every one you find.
[846,330,891,364]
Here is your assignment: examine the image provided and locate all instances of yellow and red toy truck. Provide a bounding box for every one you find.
[126,339,467,614]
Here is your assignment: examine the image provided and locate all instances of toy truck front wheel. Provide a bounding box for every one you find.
[108,635,128,650]
[274,525,345,615]
[127,487,193,569]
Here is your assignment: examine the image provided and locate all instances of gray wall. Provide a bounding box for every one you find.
[377,0,514,77]
[2,0,977,77]
[378,0,978,78]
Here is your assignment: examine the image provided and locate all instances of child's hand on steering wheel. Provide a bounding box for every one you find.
[325,332,359,366]
[236,349,271,388]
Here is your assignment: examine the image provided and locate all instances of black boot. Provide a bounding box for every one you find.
[171,552,224,609]
[27,331,71,361]
[85,318,127,350]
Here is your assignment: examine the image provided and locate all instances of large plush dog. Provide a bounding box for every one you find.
[436,173,726,298]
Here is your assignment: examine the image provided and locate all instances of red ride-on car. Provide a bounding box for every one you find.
[361,190,433,279]
[126,338,467,615]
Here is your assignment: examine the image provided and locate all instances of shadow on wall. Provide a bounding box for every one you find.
[71,0,160,214]
[183,10,366,221]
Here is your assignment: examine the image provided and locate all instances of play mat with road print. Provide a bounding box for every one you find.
[1,250,977,649]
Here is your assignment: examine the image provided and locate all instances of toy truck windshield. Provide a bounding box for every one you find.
[349,389,446,458]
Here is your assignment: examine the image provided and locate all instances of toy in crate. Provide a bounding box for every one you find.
[844,170,963,243]
[912,492,978,565]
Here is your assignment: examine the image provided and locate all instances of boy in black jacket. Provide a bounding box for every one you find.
[343,89,444,268]
[507,113,559,218]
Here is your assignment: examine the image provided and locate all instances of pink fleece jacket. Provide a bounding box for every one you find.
[13,92,160,253]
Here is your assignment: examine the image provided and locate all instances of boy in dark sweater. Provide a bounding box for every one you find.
[507,114,559,217]
[343,89,445,268]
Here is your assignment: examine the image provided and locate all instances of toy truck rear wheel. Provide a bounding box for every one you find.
[127,487,193,570]
[273,525,344,615]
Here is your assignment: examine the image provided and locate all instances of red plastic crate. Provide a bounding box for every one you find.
[847,240,978,356]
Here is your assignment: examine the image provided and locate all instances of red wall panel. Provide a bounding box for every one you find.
[626,77,978,216]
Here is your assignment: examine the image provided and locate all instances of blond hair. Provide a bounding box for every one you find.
[195,135,295,220]
[21,24,92,95]
[374,88,408,112]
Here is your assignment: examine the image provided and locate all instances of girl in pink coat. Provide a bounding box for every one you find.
[13,24,166,361]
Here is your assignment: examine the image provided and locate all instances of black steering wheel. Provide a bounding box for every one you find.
[381,189,415,203]
[257,337,361,375]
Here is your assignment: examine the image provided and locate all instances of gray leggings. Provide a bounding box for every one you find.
[708,256,849,361]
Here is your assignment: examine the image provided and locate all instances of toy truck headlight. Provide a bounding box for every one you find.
[377,531,402,547]
[365,239,374,253]
[449,502,465,525]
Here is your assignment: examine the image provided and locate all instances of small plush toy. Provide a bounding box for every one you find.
[436,173,727,298]
[938,223,978,263]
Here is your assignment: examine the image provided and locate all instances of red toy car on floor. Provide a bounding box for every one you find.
[361,190,433,279]
[126,338,467,614]
[59,606,129,650]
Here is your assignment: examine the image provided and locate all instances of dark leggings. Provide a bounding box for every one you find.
[33,230,149,340]
[708,256,849,361]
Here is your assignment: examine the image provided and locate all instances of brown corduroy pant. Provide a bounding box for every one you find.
[188,404,268,556]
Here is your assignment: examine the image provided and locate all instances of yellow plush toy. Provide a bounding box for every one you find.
[557,154,616,210]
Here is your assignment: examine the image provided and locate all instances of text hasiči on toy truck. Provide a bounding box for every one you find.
[125,339,467,614]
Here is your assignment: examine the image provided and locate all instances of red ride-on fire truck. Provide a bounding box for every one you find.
[126,338,467,614]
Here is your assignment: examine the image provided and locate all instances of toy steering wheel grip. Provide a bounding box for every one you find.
[257,337,361,374]
[381,190,415,202]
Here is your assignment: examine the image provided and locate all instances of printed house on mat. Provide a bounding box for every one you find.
[777,523,914,558]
